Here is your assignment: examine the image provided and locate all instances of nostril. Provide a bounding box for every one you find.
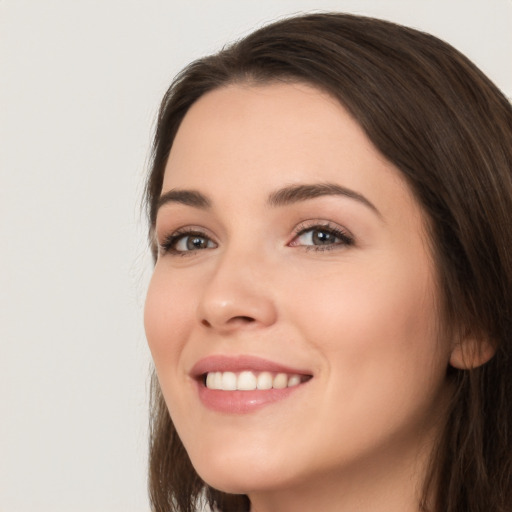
[199,314,258,329]
[233,316,255,324]
[239,316,254,322]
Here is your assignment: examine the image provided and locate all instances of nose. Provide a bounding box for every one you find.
[196,250,278,333]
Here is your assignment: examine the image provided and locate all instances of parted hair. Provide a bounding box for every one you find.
[145,13,512,512]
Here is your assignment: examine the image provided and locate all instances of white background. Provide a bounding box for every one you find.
[1,1,510,511]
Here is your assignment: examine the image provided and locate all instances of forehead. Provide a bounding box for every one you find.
[162,82,418,220]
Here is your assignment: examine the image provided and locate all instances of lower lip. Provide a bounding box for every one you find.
[196,381,305,414]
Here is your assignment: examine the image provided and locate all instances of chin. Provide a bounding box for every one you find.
[189,446,299,495]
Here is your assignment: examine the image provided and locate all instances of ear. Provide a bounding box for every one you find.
[449,334,496,370]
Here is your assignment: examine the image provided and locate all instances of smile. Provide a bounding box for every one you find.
[205,370,306,391]
[191,355,313,413]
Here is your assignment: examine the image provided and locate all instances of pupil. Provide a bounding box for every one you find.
[187,236,206,250]
[313,230,332,244]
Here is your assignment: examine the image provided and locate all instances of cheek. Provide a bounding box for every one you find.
[284,256,446,384]
[144,265,194,372]
[281,261,450,453]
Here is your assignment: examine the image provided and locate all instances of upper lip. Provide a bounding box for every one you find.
[190,355,312,379]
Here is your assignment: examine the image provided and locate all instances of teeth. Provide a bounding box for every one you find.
[206,372,215,389]
[273,373,288,389]
[221,372,237,390]
[257,371,273,390]
[287,375,301,387]
[205,371,305,391]
[238,371,257,390]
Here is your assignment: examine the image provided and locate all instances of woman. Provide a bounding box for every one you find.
[143,13,512,512]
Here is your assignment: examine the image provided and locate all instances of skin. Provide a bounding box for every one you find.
[144,82,455,512]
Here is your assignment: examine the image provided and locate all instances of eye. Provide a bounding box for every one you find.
[290,223,354,251]
[160,230,216,255]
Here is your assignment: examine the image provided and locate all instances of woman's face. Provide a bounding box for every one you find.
[145,83,452,499]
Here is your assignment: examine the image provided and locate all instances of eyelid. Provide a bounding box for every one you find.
[289,220,354,248]
[158,226,217,256]
[157,220,354,256]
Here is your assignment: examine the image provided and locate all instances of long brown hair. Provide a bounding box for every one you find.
[145,13,512,512]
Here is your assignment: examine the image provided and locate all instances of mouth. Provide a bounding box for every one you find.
[203,370,309,391]
[191,355,313,414]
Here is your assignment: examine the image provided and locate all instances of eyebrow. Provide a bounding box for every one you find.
[157,182,381,217]
[267,183,381,217]
[157,189,211,210]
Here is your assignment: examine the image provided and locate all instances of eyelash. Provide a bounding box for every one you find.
[291,221,354,251]
[159,222,354,256]
[159,228,216,257]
